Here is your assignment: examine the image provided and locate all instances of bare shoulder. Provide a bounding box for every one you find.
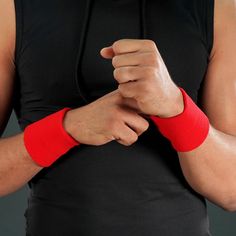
[200,0,236,135]
[0,0,16,62]
[209,0,236,59]
[0,0,16,136]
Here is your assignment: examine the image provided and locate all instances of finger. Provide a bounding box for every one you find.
[100,46,115,59]
[118,81,142,99]
[115,124,138,146]
[113,65,154,84]
[113,66,139,84]
[112,51,157,68]
[112,39,157,55]
[123,110,149,136]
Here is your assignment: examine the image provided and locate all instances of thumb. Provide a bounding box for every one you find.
[100,46,115,59]
[121,97,150,119]
[121,97,140,112]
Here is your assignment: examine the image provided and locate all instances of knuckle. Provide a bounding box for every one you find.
[112,41,122,54]
[123,133,138,146]
[129,133,138,145]
[149,52,159,66]
[123,141,132,146]
[144,40,157,50]
[119,140,129,146]
[112,56,119,67]
[136,120,149,135]
[124,140,133,146]
[113,68,120,80]
[132,133,139,142]
[142,120,150,131]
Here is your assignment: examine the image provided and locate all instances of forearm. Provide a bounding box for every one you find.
[178,124,236,211]
[0,132,43,197]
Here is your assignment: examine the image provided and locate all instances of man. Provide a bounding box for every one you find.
[0,0,235,235]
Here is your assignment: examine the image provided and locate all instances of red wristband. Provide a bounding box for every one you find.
[23,107,80,167]
[149,87,210,152]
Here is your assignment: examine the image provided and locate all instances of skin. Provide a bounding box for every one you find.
[0,0,235,214]
[64,90,150,147]
[100,39,184,118]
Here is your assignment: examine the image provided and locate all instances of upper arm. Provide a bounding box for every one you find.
[200,0,236,135]
[0,0,16,136]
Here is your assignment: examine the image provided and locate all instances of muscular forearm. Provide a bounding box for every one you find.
[0,132,43,197]
[178,124,236,212]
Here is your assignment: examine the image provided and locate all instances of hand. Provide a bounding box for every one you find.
[63,89,149,146]
[100,39,184,118]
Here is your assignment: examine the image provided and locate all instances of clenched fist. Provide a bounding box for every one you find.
[100,39,184,118]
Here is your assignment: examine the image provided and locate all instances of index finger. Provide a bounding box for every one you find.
[112,39,157,55]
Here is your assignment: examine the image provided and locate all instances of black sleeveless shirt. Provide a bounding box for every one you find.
[13,0,214,235]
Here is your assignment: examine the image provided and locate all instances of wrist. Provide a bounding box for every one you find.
[63,109,75,139]
[150,87,210,152]
[23,107,80,167]
[154,87,185,118]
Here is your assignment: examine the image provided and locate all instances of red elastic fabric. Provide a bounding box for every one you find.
[23,107,80,167]
[149,87,210,152]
